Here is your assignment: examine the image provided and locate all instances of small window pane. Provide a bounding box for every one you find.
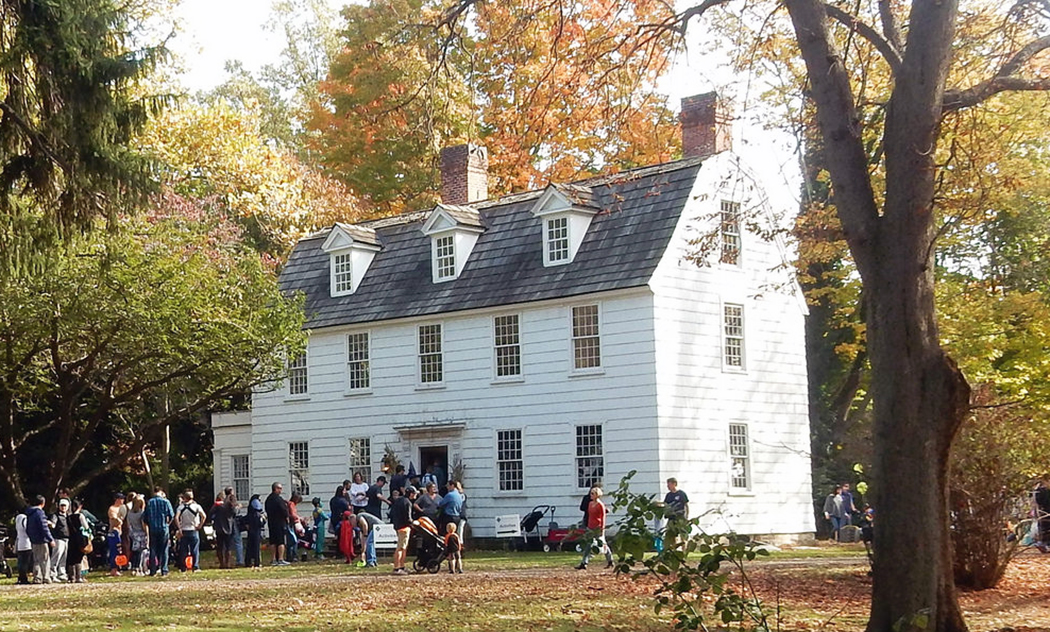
[547,217,569,263]
[720,200,741,266]
[348,438,371,480]
[232,455,250,501]
[494,314,521,377]
[333,252,353,293]
[347,332,370,390]
[419,324,443,383]
[289,442,310,496]
[571,305,601,369]
[729,423,750,490]
[435,235,456,279]
[288,351,308,395]
[575,425,603,489]
[723,304,744,368]
[497,429,524,491]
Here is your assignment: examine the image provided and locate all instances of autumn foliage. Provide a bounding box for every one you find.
[309,0,681,212]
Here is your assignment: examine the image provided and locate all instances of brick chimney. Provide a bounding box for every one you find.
[680,92,732,158]
[440,144,488,204]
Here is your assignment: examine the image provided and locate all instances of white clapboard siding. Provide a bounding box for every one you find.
[250,289,660,535]
[647,153,814,538]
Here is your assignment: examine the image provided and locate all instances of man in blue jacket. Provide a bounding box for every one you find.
[438,481,464,535]
[24,495,54,584]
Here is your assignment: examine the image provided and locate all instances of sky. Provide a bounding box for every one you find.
[169,0,802,214]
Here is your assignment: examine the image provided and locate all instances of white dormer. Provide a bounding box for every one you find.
[322,223,381,297]
[531,183,599,266]
[421,203,484,283]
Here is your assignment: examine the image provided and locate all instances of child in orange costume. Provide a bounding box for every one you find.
[338,510,355,563]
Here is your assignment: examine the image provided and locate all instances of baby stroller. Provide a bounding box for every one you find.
[517,505,555,551]
[0,525,12,578]
[410,516,447,574]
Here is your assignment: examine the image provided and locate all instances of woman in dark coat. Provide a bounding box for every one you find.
[245,494,265,568]
[66,500,89,583]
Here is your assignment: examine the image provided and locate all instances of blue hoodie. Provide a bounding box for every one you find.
[25,506,53,545]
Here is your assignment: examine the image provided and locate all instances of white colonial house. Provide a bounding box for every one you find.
[213,93,815,542]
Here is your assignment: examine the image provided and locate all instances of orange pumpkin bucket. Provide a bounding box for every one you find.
[184,556,193,569]
[115,554,128,566]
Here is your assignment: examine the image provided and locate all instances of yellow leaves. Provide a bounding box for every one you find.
[142,99,364,257]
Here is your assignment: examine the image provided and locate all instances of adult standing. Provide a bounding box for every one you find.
[438,480,465,535]
[14,506,32,584]
[264,482,290,566]
[823,485,846,542]
[106,492,126,577]
[213,491,238,569]
[25,495,54,583]
[126,494,149,576]
[245,494,265,568]
[389,465,408,498]
[349,473,369,514]
[389,486,416,575]
[330,485,350,543]
[143,487,174,577]
[221,486,244,566]
[286,492,304,562]
[365,476,389,519]
[414,482,440,523]
[663,478,690,520]
[575,486,613,570]
[65,499,89,583]
[173,490,206,572]
[432,460,447,489]
[49,498,71,582]
[840,482,858,525]
[1034,476,1050,551]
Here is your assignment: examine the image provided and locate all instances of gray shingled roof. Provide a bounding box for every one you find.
[282,156,705,329]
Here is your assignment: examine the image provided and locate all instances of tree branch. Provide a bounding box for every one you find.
[942,35,1050,111]
[822,3,902,75]
[877,0,902,51]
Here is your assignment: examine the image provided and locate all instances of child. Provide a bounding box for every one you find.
[339,509,356,563]
[445,522,462,574]
[311,498,329,560]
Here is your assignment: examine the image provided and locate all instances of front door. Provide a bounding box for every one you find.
[419,445,449,489]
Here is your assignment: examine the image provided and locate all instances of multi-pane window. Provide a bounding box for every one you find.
[288,350,308,395]
[435,235,456,280]
[493,314,521,378]
[729,423,751,490]
[347,332,370,390]
[348,438,371,480]
[720,200,741,266]
[571,305,601,370]
[546,217,570,263]
[231,454,250,501]
[496,429,524,491]
[333,252,353,294]
[575,424,604,489]
[418,324,443,384]
[723,304,745,369]
[288,441,310,496]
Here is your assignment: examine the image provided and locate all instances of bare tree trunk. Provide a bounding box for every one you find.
[161,421,170,493]
[865,242,970,632]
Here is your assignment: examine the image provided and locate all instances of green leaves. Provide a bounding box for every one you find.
[609,472,770,632]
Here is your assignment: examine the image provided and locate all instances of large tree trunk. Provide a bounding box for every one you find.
[865,230,970,632]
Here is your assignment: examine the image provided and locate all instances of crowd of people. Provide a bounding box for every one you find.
[822,482,874,544]
[8,470,469,584]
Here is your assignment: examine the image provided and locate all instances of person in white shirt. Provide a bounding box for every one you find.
[170,490,206,572]
[14,508,32,585]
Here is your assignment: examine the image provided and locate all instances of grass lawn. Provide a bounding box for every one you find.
[1,544,1044,631]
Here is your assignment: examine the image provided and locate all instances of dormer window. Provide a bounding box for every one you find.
[421,203,484,283]
[546,217,570,263]
[531,183,599,267]
[322,223,381,297]
[333,253,353,293]
[434,234,456,280]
